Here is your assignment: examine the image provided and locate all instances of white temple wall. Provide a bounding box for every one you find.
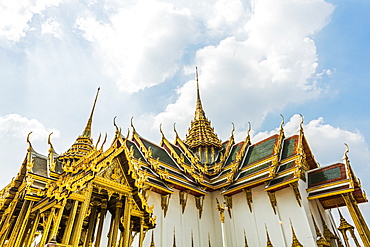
[142,189,223,247]
[274,182,316,247]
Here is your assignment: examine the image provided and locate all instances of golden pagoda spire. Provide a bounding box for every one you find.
[185,67,221,165]
[290,220,303,247]
[82,87,100,138]
[59,88,100,163]
[337,207,361,247]
[195,67,206,120]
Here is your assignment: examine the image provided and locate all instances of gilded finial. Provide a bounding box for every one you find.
[48,132,54,150]
[231,123,235,138]
[245,121,251,143]
[82,87,100,138]
[279,114,285,130]
[95,133,101,149]
[130,116,136,134]
[173,123,179,138]
[113,116,119,133]
[160,124,165,138]
[343,143,349,161]
[299,114,304,131]
[27,131,32,146]
[100,133,107,150]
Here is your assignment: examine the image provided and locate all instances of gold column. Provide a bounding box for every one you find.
[39,208,56,246]
[95,199,108,247]
[49,203,66,241]
[111,200,123,246]
[0,198,19,245]
[123,197,133,247]
[0,216,16,245]
[62,200,79,244]
[107,211,116,247]
[24,210,41,247]
[14,201,34,247]
[342,193,370,246]
[7,200,31,246]
[71,185,93,247]
[84,200,99,247]
[139,217,145,247]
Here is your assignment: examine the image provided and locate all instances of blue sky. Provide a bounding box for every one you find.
[1,0,370,240]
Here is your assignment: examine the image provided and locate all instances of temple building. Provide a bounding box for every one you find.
[0,71,369,247]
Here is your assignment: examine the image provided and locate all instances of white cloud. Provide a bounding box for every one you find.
[0,114,60,141]
[0,0,62,41]
[75,0,199,93]
[152,0,335,138]
[41,18,61,38]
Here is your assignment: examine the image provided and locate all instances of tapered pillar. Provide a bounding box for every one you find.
[139,217,144,247]
[0,198,19,245]
[123,197,132,247]
[7,200,31,246]
[24,210,41,247]
[71,185,93,247]
[342,193,370,246]
[107,211,116,247]
[14,201,34,247]
[110,201,123,246]
[39,208,56,246]
[49,203,66,242]
[95,199,108,247]
[84,200,99,247]
[62,200,79,244]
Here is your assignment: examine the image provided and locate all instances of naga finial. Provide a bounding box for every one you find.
[299,114,304,130]
[130,116,136,134]
[279,114,285,130]
[95,133,102,149]
[231,122,235,138]
[27,131,32,144]
[173,123,179,138]
[113,116,119,133]
[160,123,165,138]
[48,132,54,150]
[343,143,349,161]
[100,133,107,150]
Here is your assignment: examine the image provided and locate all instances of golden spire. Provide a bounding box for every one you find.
[150,230,155,247]
[290,220,303,247]
[59,88,100,162]
[343,143,360,187]
[195,67,206,120]
[185,67,221,152]
[82,87,100,138]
